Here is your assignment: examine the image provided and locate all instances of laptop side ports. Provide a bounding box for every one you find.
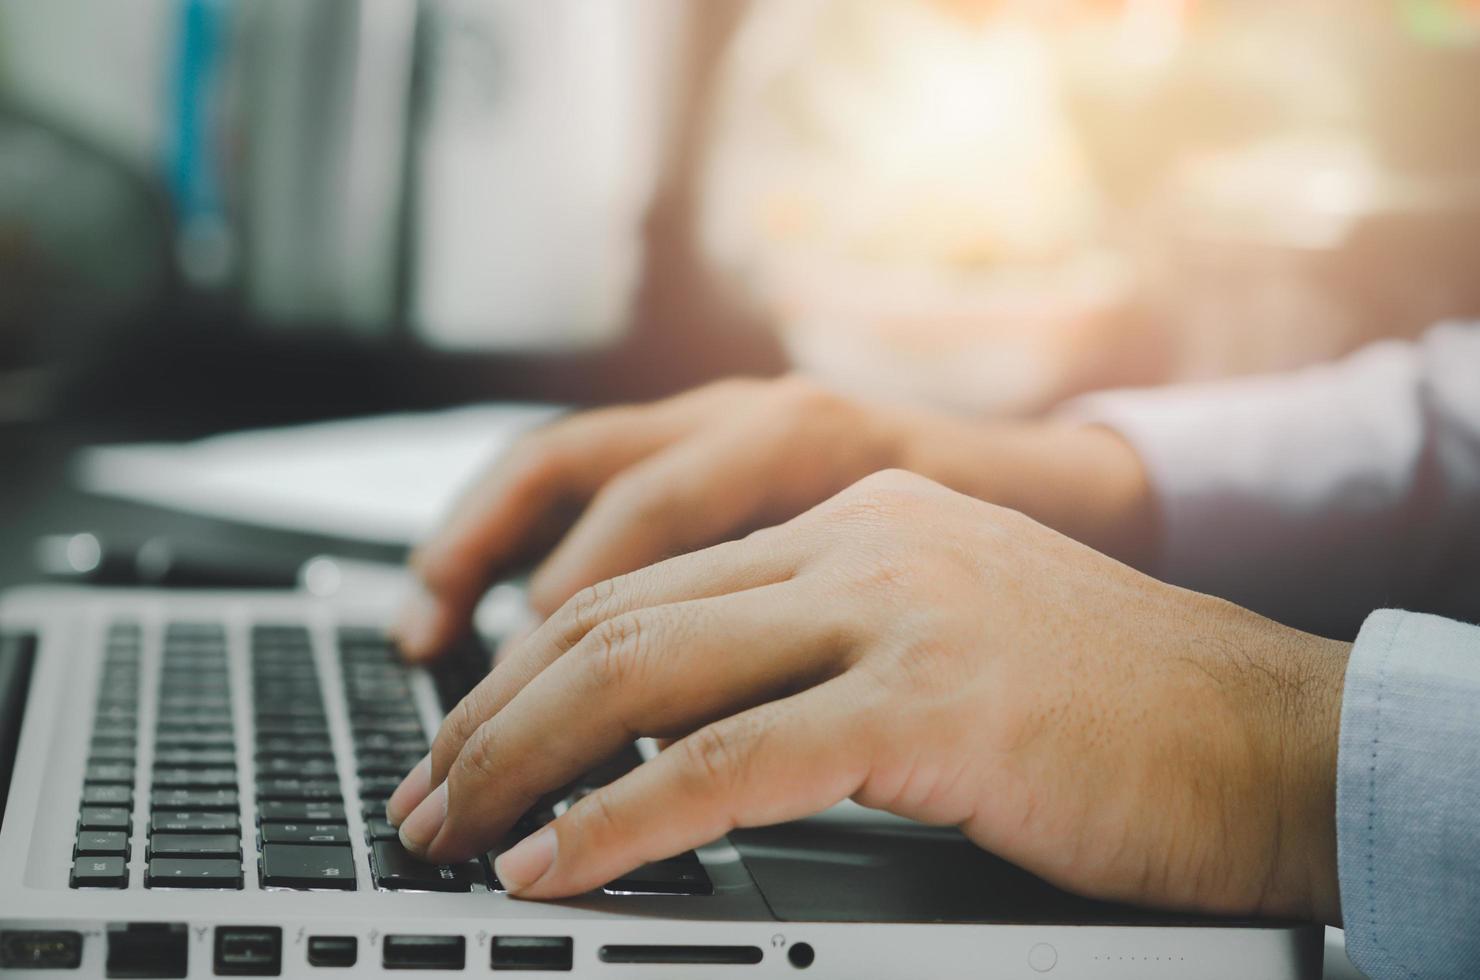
[105,923,188,979]
[1,930,83,969]
[598,945,764,965]
[490,936,573,971]
[383,935,466,971]
[307,935,358,968]
[214,927,282,976]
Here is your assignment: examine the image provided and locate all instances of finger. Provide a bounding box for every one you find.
[494,674,880,898]
[394,523,808,821]
[409,582,848,861]
[526,423,788,613]
[392,391,742,662]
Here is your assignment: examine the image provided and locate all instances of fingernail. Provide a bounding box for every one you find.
[495,826,557,893]
[386,754,431,826]
[398,781,448,853]
[392,586,440,660]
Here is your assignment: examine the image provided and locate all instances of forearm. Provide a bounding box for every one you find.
[1068,322,1480,637]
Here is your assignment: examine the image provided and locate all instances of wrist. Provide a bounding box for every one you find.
[1271,630,1349,925]
[1207,606,1349,924]
[900,418,1156,568]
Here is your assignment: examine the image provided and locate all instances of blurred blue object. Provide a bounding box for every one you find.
[169,0,234,286]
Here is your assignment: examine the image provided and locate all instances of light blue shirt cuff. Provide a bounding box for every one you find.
[1337,609,1480,979]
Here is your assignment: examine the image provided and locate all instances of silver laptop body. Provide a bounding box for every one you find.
[0,586,1322,978]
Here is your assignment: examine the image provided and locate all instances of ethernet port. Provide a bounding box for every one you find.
[105,923,188,979]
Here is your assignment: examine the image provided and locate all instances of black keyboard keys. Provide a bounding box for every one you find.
[79,806,132,832]
[370,840,474,892]
[261,843,356,890]
[148,834,242,859]
[75,830,129,857]
[152,811,239,834]
[260,822,350,845]
[145,858,244,889]
[151,788,239,811]
[601,852,714,896]
[70,731,133,883]
[71,855,128,888]
[251,626,353,885]
[258,800,345,823]
[82,784,134,807]
[364,818,400,841]
[145,623,242,889]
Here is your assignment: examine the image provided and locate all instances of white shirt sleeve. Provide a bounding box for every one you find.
[1067,321,1480,638]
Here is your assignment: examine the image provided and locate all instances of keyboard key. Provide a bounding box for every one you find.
[254,719,329,737]
[151,811,240,834]
[601,853,714,896]
[256,757,337,777]
[146,858,243,889]
[261,843,356,890]
[364,818,399,841]
[356,752,426,775]
[256,778,341,801]
[84,763,135,785]
[89,747,138,764]
[152,768,238,789]
[257,801,344,823]
[155,749,236,767]
[351,719,424,737]
[260,822,349,845]
[155,733,234,751]
[370,840,474,892]
[82,784,134,807]
[148,834,242,859]
[70,855,127,888]
[79,807,131,832]
[357,775,402,797]
[151,788,239,811]
[75,830,129,856]
[351,732,428,754]
[255,739,334,759]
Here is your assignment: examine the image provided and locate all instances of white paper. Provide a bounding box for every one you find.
[75,404,561,545]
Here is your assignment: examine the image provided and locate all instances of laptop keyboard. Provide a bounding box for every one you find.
[68,618,713,896]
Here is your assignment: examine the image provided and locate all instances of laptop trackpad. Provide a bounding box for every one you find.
[729,803,1201,925]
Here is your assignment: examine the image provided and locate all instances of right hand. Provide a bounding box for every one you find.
[391,376,1154,661]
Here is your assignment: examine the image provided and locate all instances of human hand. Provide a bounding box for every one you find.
[387,470,1347,923]
[392,377,1155,661]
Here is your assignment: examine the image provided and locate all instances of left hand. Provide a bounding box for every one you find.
[387,470,1348,923]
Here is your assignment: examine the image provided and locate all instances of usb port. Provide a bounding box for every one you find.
[214,927,282,976]
[383,935,465,971]
[491,936,573,971]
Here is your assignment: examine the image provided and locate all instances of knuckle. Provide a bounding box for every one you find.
[600,470,675,528]
[680,722,749,795]
[409,542,464,597]
[571,787,623,841]
[451,724,501,790]
[581,612,650,691]
[853,467,930,495]
[560,577,620,650]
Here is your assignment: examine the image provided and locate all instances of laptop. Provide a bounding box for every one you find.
[0,585,1322,977]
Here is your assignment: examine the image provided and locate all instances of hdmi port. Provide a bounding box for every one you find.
[598,945,763,965]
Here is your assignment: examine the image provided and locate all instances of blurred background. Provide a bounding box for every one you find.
[3,0,1480,589]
